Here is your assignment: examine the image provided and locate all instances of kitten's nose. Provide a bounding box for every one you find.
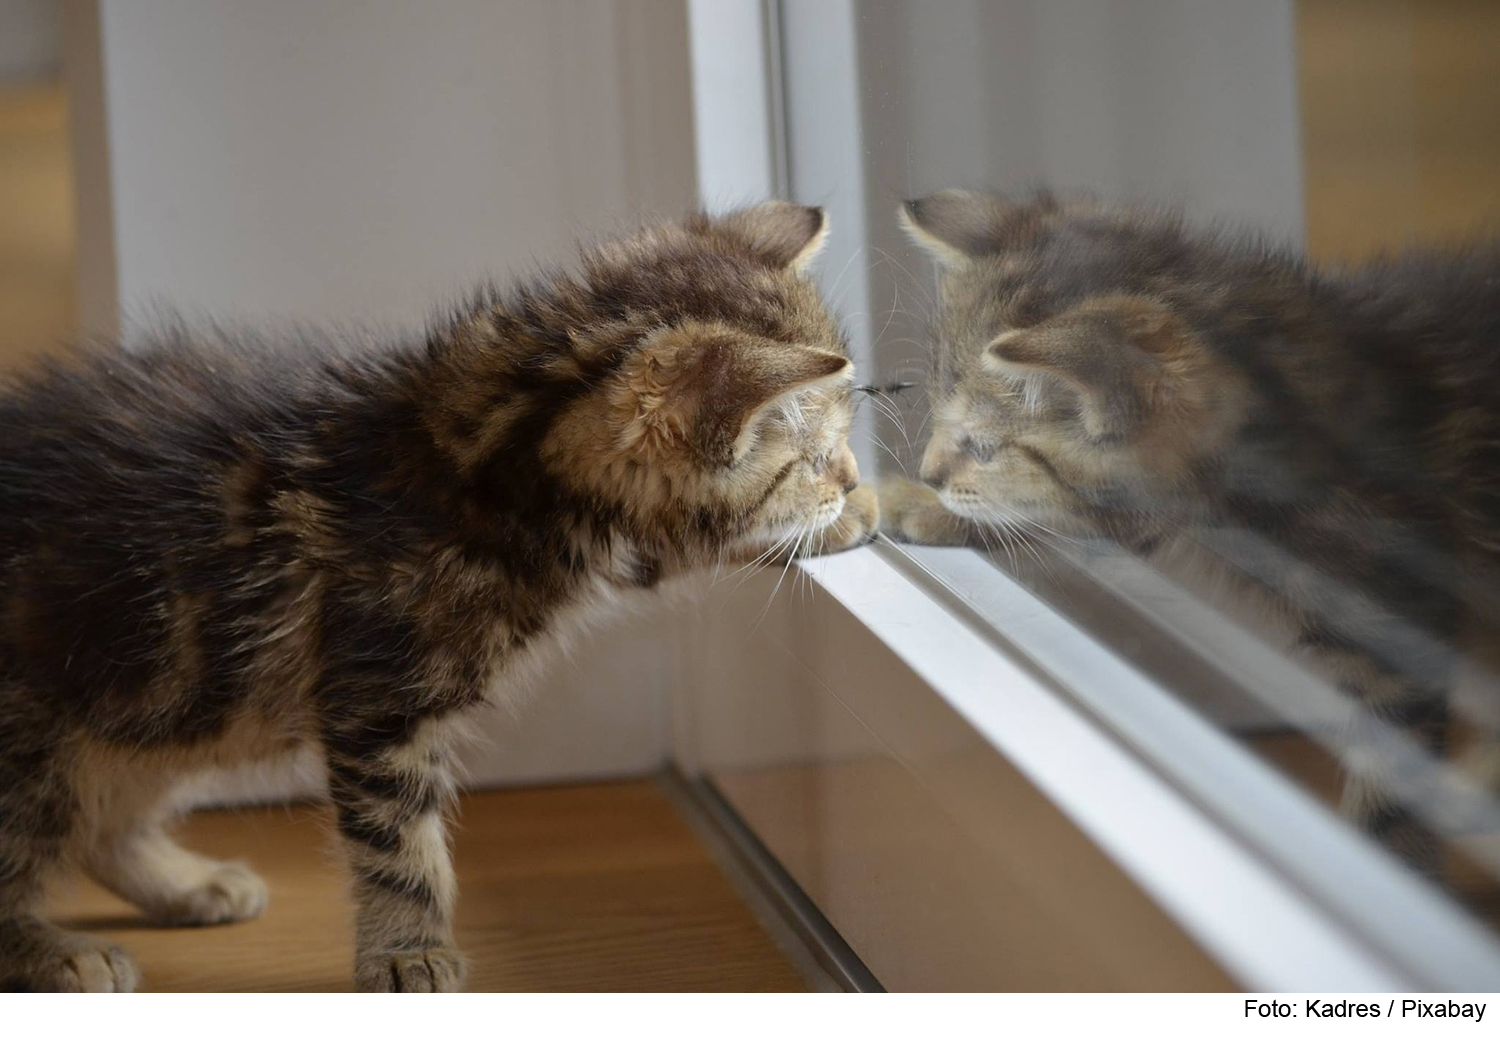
[918,443,950,489]
[920,459,950,489]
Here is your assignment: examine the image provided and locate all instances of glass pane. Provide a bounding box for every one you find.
[790,0,1500,941]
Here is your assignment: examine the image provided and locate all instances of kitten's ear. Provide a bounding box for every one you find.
[701,342,852,461]
[718,201,829,274]
[900,189,1006,266]
[625,325,850,463]
[982,297,1188,442]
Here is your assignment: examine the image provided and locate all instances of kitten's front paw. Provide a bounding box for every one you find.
[154,862,269,926]
[877,476,971,545]
[356,948,467,992]
[7,939,141,992]
[812,483,880,554]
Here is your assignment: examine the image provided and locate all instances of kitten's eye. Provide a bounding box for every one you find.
[959,436,994,464]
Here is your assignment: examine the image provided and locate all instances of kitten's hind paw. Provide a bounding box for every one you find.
[152,862,269,927]
[356,948,467,992]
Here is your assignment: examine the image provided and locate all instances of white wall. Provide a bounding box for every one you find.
[67,0,698,787]
[87,0,695,331]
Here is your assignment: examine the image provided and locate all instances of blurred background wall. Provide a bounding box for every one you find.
[71,1,696,334]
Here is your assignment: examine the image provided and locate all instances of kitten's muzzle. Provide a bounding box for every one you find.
[919,461,950,489]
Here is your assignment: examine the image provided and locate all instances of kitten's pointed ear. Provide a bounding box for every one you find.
[719,201,829,274]
[982,297,1187,442]
[706,343,852,460]
[900,189,1006,266]
[625,325,851,463]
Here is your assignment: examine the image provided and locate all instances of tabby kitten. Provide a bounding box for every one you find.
[886,189,1500,863]
[0,202,876,992]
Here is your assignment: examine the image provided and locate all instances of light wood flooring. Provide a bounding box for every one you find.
[44,779,808,992]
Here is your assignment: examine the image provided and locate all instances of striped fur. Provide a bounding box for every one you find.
[890,189,1500,873]
[0,202,873,991]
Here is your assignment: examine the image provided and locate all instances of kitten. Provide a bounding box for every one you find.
[885,188,1500,868]
[0,202,877,992]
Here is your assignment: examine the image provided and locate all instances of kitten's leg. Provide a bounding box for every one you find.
[323,719,464,992]
[0,713,140,991]
[1339,686,1448,875]
[83,824,268,927]
[877,476,977,546]
[72,751,268,927]
[0,917,140,993]
[1299,634,1448,874]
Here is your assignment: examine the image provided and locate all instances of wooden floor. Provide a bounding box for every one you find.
[44,779,808,992]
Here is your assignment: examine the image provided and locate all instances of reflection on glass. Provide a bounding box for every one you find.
[865,1,1500,931]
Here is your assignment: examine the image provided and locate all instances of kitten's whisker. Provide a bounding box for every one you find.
[870,281,906,354]
[869,244,939,313]
[971,523,1000,562]
[752,518,815,631]
[977,517,1064,588]
[1017,515,1084,550]
[859,390,912,447]
[727,533,795,582]
[867,433,905,469]
[870,391,915,452]
[825,246,866,304]
[714,530,800,607]
[981,522,1012,567]
[858,399,900,438]
[1010,526,1053,580]
[915,404,936,436]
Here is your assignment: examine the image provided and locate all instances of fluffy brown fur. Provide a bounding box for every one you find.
[0,202,876,991]
[886,189,1500,870]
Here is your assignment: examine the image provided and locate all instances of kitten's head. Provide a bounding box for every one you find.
[900,190,1252,539]
[433,202,859,561]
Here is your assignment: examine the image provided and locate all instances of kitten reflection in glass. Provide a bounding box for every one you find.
[884,188,1500,873]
